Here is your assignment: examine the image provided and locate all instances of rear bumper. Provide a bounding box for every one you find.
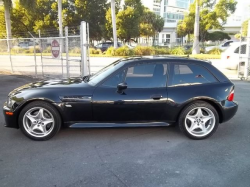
[221,101,238,123]
[3,102,19,129]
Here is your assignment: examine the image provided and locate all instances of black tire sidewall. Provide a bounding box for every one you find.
[19,101,61,141]
[178,101,219,140]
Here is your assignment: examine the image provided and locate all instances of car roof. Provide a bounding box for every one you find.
[118,56,211,64]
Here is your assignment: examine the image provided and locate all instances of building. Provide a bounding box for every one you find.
[217,0,250,36]
[142,0,250,45]
[141,0,193,46]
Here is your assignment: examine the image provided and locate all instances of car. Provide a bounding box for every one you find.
[205,40,234,53]
[13,41,40,50]
[94,42,123,52]
[221,42,247,70]
[3,57,238,141]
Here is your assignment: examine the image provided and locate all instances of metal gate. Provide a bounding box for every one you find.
[0,21,90,78]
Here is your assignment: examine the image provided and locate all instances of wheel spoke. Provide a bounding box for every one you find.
[43,118,53,126]
[200,123,207,133]
[196,108,203,118]
[28,123,36,132]
[186,115,196,123]
[36,108,45,120]
[26,113,37,123]
[202,116,212,124]
[189,122,198,132]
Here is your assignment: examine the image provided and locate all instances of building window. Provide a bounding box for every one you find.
[162,34,171,44]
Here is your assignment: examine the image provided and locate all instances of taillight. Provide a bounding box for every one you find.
[227,56,230,59]
[227,90,234,101]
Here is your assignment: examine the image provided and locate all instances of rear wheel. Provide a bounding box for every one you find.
[19,101,61,141]
[178,102,219,140]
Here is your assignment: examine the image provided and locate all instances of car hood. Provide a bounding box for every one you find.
[9,77,93,96]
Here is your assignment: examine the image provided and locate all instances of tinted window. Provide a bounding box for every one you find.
[171,64,218,86]
[102,69,126,87]
[125,63,168,88]
[234,44,246,54]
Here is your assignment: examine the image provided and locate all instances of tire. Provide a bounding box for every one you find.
[18,101,61,141]
[178,101,219,140]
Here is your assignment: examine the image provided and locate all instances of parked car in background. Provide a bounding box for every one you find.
[221,42,247,70]
[3,57,238,141]
[205,40,234,53]
[14,41,39,49]
[94,42,123,52]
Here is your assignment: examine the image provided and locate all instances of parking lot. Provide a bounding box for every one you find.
[0,73,250,187]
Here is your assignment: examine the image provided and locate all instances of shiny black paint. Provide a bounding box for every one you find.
[3,57,238,129]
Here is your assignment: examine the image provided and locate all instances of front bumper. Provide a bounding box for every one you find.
[3,102,19,129]
[221,101,238,123]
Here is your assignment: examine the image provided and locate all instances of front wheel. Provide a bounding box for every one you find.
[19,101,61,141]
[178,102,219,140]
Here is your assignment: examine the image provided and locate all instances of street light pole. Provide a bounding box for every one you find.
[192,0,200,54]
[111,0,118,48]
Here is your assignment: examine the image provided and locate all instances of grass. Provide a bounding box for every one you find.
[0,52,221,59]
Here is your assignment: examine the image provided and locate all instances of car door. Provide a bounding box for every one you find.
[92,62,169,122]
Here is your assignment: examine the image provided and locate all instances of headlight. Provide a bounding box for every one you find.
[7,97,15,108]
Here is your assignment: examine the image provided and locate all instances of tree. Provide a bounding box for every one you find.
[0,6,6,38]
[140,8,164,44]
[177,0,237,42]
[1,0,36,38]
[116,6,140,41]
[73,0,108,40]
[242,19,249,37]
[205,31,231,41]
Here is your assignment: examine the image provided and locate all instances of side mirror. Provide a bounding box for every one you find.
[117,83,127,93]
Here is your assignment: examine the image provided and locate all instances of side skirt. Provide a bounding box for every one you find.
[67,122,171,128]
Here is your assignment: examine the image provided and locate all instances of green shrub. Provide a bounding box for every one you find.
[24,50,31,53]
[115,46,134,56]
[69,47,81,54]
[106,47,116,56]
[170,47,185,55]
[89,48,102,54]
[154,47,170,55]
[29,47,41,53]
[96,49,102,54]
[207,48,222,55]
[134,46,155,55]
[43,46,51,53]
[11,47,25,53]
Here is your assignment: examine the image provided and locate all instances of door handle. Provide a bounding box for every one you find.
[151,94,162,100]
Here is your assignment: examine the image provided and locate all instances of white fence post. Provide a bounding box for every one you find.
[33,38,37,78]
[8,38,13,73]
[80,21,89,76]
[245,20,250,78]
[39,30,44,77]
[65,26,69,78]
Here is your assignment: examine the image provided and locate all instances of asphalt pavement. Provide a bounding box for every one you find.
[0,74,250,187]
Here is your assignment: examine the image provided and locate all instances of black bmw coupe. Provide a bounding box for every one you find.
[3,57,238,141]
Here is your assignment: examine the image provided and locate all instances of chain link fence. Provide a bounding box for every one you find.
[0,22,91,78]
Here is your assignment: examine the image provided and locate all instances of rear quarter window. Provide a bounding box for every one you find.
[170,64,218,86]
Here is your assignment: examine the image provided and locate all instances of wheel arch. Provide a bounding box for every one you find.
[177,98,223,124]
[16,98,64,128]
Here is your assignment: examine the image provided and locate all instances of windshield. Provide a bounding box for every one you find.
[88,59,125,85]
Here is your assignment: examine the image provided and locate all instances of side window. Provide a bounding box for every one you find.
[102,69,126,87]
[234,45,246,54]
[171,64,218,86]
[125,63,168,88]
